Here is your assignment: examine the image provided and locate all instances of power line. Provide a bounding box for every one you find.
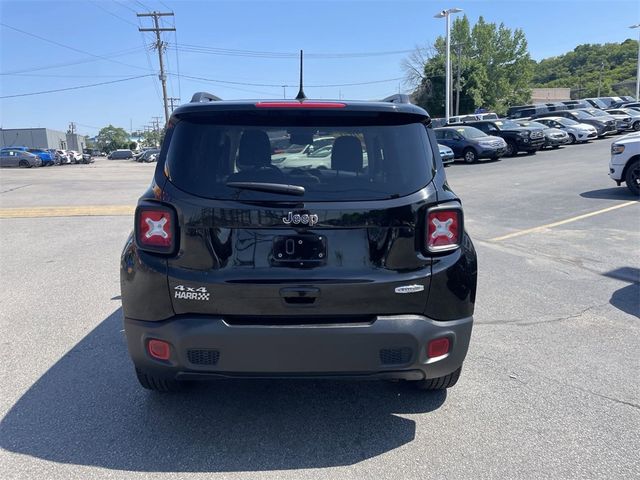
[167,43,414,59]
[89,0,137,26]
[113,0,137,13]
[0,22,150,72]
[0,47,144,75]
[172,73,403,89]
[0,74,154,99]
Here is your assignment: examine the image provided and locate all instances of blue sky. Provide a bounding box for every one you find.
[1,0,639,135]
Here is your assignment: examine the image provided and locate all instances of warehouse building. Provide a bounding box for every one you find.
[0,128,86,151]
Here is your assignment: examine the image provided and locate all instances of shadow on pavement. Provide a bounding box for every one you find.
[603,267,640,319]
[579,187,639,201]
[0,308,445,472]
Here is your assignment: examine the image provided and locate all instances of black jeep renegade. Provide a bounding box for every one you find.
[120,93,477,392]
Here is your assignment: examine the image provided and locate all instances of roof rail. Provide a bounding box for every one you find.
[190,92,222,103]
[380,94,412,104]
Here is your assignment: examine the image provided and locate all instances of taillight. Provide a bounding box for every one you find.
[135,204,177,254]
[148,339,171,360]
[426,206,462,253]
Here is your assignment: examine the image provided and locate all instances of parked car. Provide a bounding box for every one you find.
[271,136,335,167]
[582,108,631,132]
[120,92,477,393]
[108,149,134,160]
[609,134,640,195]
[66,150,83,163]
[55,149,72,165]
[583,98,608,109]
[434,126,507,162]
[447,112,499,123]
[27,148,55,166]
[0,149,42,168]
[136,148,160,163]
[515,120,570,148]
[455,119,544,156]
[606,108,640,131]
[534,117,598,144]
[438,144,454,165]
[530,109,616,137]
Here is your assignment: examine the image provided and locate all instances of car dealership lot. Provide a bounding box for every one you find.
[0,141,638,479]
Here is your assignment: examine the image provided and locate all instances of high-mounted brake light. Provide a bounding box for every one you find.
[255,101,346,109]
[135,205,177,254]
[426,206,462,253]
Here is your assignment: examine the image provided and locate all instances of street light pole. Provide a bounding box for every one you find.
[435,8,463,123]
[631,24,640,100]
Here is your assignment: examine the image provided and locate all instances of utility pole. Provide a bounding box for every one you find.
[168,97,180,111]
[138,11,175,126]
[453,43,463,116]
[597,61,605,97]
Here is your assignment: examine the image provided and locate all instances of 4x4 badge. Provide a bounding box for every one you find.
[282,212,318,227]
[174,285,210,301]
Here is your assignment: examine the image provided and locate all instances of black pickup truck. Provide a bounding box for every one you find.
[457,119,545,156]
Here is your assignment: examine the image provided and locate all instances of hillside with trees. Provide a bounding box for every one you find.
[532,40,638,98]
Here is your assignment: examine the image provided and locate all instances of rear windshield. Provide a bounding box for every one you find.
[164,115,434,201]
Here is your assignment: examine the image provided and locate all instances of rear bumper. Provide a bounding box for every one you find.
[125,314,473,381]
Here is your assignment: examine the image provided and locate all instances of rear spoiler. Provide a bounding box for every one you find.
[190,92,223,103]
[380,94,412,104]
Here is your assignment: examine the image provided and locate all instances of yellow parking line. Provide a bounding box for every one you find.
[491,201,638,242]
[0,205,135,218]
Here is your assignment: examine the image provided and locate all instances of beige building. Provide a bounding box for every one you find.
[530,88,571,103]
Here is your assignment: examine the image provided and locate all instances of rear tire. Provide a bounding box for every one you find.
[462,148,477,164]
[505,141,517,157]
[625,159,640,196]
[135,368,184,392]
[633,121,640,131]
[18,160,31,168]
[414,367,462,391]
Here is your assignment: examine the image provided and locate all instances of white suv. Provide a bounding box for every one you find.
[609,132,640,195]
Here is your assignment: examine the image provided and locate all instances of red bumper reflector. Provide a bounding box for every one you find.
[427,337,450,358]
[255,101,346,109]
[148,339,171,360]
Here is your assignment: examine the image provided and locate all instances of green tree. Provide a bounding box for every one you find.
[406,15,533,116]
[96,125,130,153]
[141,129,164,148]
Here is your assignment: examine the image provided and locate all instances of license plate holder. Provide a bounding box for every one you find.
[271,234,327,267]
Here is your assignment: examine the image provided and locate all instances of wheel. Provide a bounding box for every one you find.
[462,148,477,164]
[505,141,517,157]
[633,121,640,131]
[135,368,184,392]
[568,133,576,144]
[414,367,462,391]
[18,160,31,168]
[625,159,640,196]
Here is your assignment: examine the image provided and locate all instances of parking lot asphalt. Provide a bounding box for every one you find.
[0,140,638,480]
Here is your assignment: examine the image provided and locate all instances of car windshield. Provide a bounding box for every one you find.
[494,120,520,129]
[165,115,434,202]
[454,126,487,139]
[572,110,594,120]
[520,121,546,129]
[586,109,608,117]
[557,118,579,126]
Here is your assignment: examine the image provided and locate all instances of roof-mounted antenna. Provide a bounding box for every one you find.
[295,50,307,100]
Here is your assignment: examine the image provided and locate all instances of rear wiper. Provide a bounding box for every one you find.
[226,181,305,196]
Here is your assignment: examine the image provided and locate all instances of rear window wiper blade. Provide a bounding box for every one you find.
[226,181,305,196]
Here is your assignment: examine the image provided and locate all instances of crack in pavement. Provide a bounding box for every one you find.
[0,184,31,194]
[471,354,640,410]
[477,303,608,327]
